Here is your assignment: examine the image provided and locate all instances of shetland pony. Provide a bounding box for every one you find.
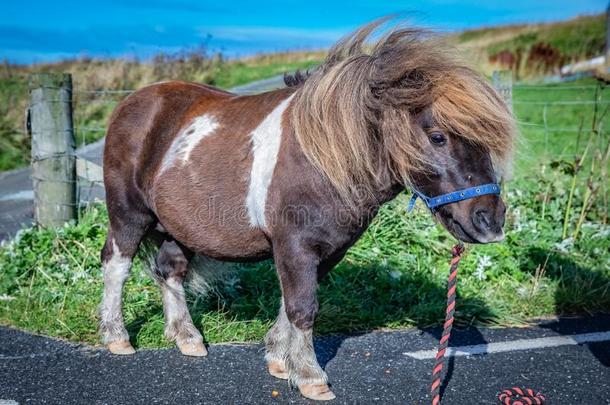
[100,21,515,401]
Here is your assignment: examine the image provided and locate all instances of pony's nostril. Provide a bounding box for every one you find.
[473,208,492,230]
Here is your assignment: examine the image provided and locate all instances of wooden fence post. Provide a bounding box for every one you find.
[28,73,76,227]
[492,70,513,112]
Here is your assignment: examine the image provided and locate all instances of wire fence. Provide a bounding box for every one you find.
[17,69,610,227]
[67,81,608,208]
[513,85,598,90]
[70,84,607,139]
[70,88,135,208]
[72,89,133,147]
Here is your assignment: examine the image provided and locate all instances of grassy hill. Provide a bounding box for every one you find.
[451,14,605,78]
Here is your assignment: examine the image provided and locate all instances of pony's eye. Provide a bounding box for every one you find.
[429,132,447,146]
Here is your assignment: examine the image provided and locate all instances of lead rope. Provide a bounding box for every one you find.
[430,243,464,405]
[430,243,546,405]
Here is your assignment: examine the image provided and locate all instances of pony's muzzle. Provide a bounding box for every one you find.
[469,197,506,243]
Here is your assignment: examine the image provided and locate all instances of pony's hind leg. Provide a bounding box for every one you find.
[270,244,335,401]
[155,238,207,357]
[100,223,149,355]
[100,174,156,355]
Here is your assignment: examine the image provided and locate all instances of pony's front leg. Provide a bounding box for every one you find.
[270,245,335,401]
[264,299,291,379]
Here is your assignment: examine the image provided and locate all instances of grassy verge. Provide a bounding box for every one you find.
[0,179,608,347]
[1,80,609,347]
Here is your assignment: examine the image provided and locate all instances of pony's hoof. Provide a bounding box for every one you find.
[299,384,336,401]
[178,341,208,357]
[107,340,136,355]
[267,360,288,380]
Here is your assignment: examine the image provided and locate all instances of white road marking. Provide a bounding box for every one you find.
[159,114,219,174]
[403,331,610,360]
[246,94,294,228]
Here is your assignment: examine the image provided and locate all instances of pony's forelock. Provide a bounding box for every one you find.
[290,19,516,207]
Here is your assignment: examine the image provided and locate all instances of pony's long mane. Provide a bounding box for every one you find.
[289,19,516,206]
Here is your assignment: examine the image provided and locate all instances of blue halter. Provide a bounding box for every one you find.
[407,183,501,213]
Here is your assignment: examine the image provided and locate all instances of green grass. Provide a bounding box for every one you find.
[1,79,609,348]
[0,77,29,170]
[514,79,610,174]
[212,59,320,89]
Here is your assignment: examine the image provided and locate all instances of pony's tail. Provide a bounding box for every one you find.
[185,255,239,296]
[138,238,238,296]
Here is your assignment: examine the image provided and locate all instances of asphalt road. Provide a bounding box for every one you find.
[0,75,287,241]
[1,316,609,404]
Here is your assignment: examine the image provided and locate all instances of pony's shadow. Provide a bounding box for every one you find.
[419,318,489,398]
[313,260,492,399]
[124,243,608,397]
[303,246,610,395]
[125,302,165,345]
[196,258,493,397]
[312,318,489,399]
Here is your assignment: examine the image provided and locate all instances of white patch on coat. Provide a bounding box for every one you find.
[246,95,294,228]
[159,115,218,174]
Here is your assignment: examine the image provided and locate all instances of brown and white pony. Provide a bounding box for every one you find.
[100,21,515,401]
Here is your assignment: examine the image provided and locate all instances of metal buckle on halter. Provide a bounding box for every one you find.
[407,183,501,213]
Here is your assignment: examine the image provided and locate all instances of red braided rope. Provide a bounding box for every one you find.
[429,244,546,405]
[430,243,464,405]
[498,387,546,404]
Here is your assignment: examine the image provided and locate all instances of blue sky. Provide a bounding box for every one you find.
[0,0,606,63]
